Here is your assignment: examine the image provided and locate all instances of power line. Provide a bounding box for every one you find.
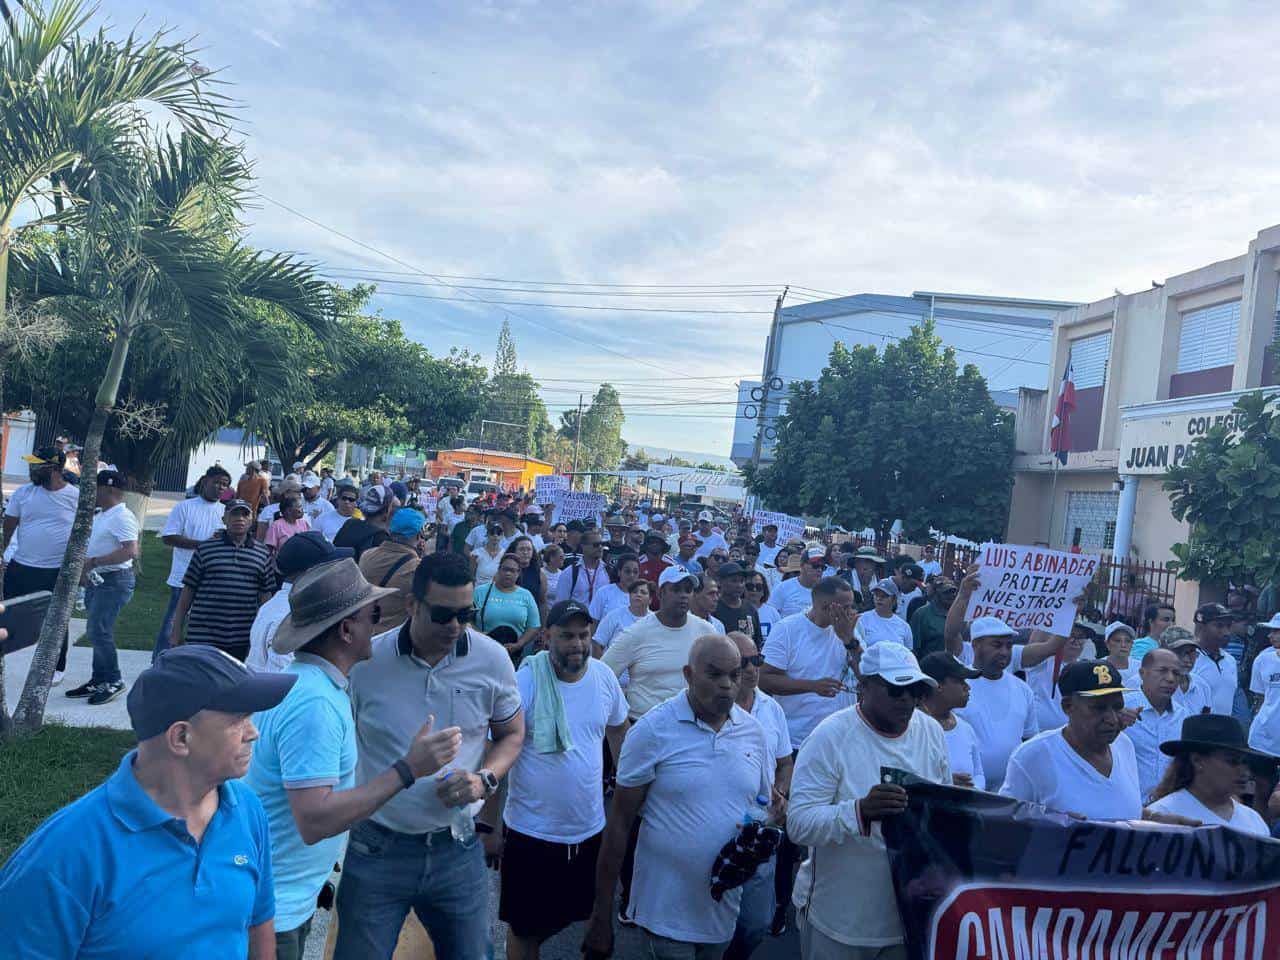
[322,272,781,298]
[369,290,771,315]
[319,263,788,290]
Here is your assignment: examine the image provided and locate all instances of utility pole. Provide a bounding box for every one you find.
[751,286,789,470]
[570,393,584,487]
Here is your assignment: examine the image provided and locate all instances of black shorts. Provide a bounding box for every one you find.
[499,827,602,940]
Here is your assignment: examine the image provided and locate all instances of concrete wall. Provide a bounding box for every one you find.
[184,435,266,489]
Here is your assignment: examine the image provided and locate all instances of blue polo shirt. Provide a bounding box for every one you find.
[0,751,274,959]
[243,652,357,933]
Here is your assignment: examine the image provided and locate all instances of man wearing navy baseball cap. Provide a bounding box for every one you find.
[0,645,296,957]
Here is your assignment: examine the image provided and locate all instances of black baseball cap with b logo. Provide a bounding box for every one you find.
[1057,659,1133,698]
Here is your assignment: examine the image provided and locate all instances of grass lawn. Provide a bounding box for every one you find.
[75,533,174,652]
[0,723,136,862]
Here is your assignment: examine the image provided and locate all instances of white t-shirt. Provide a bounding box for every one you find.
[10,483,79,568]
[955,667,1038,791]
[588,582,629,622]
[853,612,913,650]
[919,559,943,579]
[692,530,730,559]
[1013,646,1070,731]
[1000,729,1142,821]
[941,714,986,790]
[895,589,922,620]
[594,605,640,651]
[771,577,813,618]
[762,613,848,745]
[1147,789,1270,837]
[616,696,772,944]
[601,613,716,720]
[505,659,629,844]
[1249,647,1280,756]
[246,584,295,673]
[3,483,33,562]
[161,496,226,588]
[312,510,350,542]
[789,707,950,947]
[756,602,781,642]
[748,689,793,764]
[466,525,517,554]
[1191,650,1239,715]
[705,613,726,634]
[86,503,139,572]
[300,494,335,525]
[258,502,280,526]
[1174,673,1213,717]
[757,542,782,569]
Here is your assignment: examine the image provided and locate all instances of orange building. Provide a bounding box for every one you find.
[427,447,555,492]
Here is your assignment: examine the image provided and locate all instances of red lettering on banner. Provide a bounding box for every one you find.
[933,884,1276,960]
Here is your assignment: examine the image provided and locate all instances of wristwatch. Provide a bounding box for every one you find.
[478,768,499,798]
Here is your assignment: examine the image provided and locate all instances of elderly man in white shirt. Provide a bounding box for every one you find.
[788,644,949,960]
[246,532,353,673]
[1121,647,1188,804]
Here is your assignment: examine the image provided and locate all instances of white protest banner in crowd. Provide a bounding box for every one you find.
[556,491,607,521]
[535,474,570,504]
[419,495,438,518]
[963,542,1100,636]
[751,510,805,542]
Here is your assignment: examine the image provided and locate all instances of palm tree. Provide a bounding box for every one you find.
[7,132,333,732]
[0,0,227,734]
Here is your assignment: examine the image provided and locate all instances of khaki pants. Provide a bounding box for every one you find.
[797,911,906,960]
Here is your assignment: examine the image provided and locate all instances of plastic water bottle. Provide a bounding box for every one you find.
[438,769,476,842]
[744,794,769,827]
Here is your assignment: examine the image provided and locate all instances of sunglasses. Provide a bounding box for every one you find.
[427,604,476,625]
[807,561,826,570]
[878,679,926,699]
[744,582,763,591]
[741,654,765,668]
[338,495,357,503]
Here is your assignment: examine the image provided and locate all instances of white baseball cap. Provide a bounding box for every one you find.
[860,643,936,689]
[805,546,827,562]
[970,616,1017,640]
[1104,620,1136,642]
[301,473,321,489]
[1258,613,1280,631]
[658,566,698,589]
[697,510,714,522]
[292,461,304,470]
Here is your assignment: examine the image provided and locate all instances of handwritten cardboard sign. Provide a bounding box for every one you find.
[750,510,805,543]
[535,474,570,504]
[556,491,607,521]
[963,542,1100,636]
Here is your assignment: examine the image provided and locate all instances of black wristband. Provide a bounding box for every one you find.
[392,758,415,790]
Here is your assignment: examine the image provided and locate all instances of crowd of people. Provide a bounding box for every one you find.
[3,457,1280,960]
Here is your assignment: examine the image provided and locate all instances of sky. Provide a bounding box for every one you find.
[105,0,1280,456]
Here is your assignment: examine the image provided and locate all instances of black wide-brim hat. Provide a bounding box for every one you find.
[1159,713,1276,763]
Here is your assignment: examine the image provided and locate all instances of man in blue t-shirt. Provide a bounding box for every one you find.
[244,557,466,960]
[0,645,296,957]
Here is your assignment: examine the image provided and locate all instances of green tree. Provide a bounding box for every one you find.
[10,131,333,733]
[470,320,557,457]
[1164,390,1280,587]
[621,448,651,471]
[560,383,626,486]
[493,318,517,376]
[744,321,1013,542]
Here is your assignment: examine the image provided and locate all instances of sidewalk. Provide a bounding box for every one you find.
[3,620,150,730]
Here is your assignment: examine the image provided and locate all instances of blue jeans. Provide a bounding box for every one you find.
[86,569,136,685]
[151,585,182,662]
[334,820,490,960]
[727,858,776,960]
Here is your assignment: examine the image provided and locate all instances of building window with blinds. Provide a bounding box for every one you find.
[1065,332,1110,451]
[1170,300,1239,398]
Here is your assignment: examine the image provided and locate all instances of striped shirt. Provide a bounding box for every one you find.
[183,533,275,653]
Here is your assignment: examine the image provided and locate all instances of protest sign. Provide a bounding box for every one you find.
[419,495,438,518]
[535,474,569,504]
[750,510,805,542]
[882,776,1280,960]
[962,542,1099,636]
[556,491,606,521]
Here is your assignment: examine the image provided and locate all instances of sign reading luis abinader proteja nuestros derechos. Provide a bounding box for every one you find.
[963,543,1100,637]
[882,776,1280,960]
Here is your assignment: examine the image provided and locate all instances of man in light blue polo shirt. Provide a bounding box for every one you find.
[244,558,465,960]
[0,644,295,958]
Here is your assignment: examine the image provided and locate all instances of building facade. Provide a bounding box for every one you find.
[1007,223,1280,619]
[426,447,555,491]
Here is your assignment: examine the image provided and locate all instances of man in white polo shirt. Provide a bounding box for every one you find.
[852,579,913,650]
[788,644,949,960]
[1122,647,1188,804]
[1190,603,1237,717]
[759,577,858,748]
[771,547,827,618]
[950,616,1038,792]
[584,634,772,960]
[1000,659,1143,821]
[602,566,715,722]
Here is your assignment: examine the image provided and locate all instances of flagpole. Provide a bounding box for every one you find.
[1047,456,1059,547]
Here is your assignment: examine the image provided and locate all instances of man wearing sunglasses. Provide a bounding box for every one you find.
[771,546,828,618]
[314,479,359,541]
[246,558,463,960]
[338,551,524,959]
[554,529,610,607]
[788,644,949,960]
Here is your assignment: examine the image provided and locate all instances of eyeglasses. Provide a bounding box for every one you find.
[741,654,765,668]
[744,582,763,592]
[427,604,476,625]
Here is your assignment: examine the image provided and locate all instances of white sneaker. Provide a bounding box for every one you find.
[52,670,65,686]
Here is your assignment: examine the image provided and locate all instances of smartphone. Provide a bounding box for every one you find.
[880,766,912,787]
[0,590,54,655]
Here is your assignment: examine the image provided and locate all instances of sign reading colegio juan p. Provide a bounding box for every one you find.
[882,777,1280,960]
[963,543,1100,637]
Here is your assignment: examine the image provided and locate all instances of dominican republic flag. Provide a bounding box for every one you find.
[1049,360,1075,465]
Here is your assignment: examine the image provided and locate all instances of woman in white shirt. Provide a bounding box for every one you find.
[471,521,505,586]
[592,579,651,658]
[541,543,565,597]
[918,652,987,790]
[588,554,640,622]
[1103,620,1140,688]
[1147,713,1272,837]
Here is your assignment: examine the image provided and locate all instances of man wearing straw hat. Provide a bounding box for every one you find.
[244,559,465,960]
